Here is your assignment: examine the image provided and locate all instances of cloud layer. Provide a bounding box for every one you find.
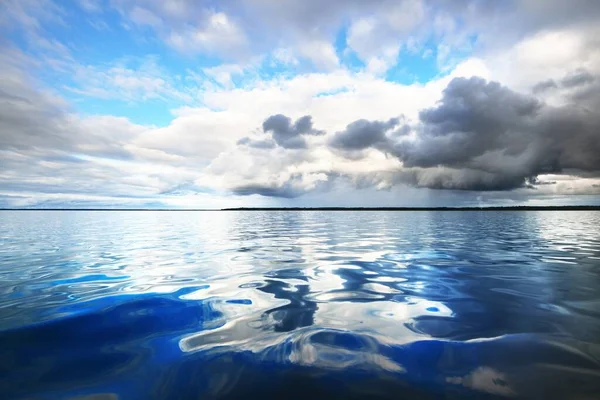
[222,73,600,197]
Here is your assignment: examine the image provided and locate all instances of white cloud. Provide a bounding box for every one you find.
[87,19,110,31]
[129,6,163,28]
[109,1,249,59]
[202,64,247,89]
[0,0,66,31]
[78,0,102,14]
[271,48,299,66]
[345,0,428,74]
[167,12,248,57]
[65,56,193,103]
[297,40,340,71]
[481,26,600,94]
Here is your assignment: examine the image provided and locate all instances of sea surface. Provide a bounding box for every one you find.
[1,210,600,400]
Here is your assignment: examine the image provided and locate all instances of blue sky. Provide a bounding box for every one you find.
[1,0,599,208]
[6,1,447,124]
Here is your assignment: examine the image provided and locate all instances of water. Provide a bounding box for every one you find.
[1,211,600,400]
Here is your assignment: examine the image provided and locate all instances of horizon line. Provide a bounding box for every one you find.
[1,205,599,211]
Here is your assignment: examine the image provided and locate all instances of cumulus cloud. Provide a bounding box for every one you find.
[532,80,558,94]
[237,137,276,149]
[533,69,597,94]
[329,118,407,151]
[112,1,249,59]
[259,114,325,149]
[232,172,330,198]
[561,69,596,88]
[395,77,543,169]
[104,0,495,70]
[204,68,600,200]
[327,76,600,191]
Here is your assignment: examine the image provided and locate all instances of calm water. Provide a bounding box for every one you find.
[1,211,600,399]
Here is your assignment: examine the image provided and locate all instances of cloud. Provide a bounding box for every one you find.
[532,79,558,94]
[297,40,340,71]
[396,77,543,169]
[330,76,600,191]
[329,118,405,151]
[261,114,325,149]
[167,12,248,57]
[0,49,76,152]
[202,63,246,89]
[0,46,211,207]
[0,0,66,32]
[226,74,600,197]
[232,172,330,198]
[198,61,600,199]
[111,1,249,59]
[237,137,276,149]
[482,25,600,95]
[78,0,102,13]
[0,48,153,162]
[532,69,596,94]
[103,0,475,70]
[561,69,596,88]
[393,168,533,192]
[346,0,425,73]
[129,6,163,28]
[66,56,193,103]
[3,0,600,207]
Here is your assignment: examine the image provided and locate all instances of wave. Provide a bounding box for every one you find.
[1,289,599,400]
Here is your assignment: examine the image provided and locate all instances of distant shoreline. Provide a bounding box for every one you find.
[223,206,600,211]
[1,206,599,211]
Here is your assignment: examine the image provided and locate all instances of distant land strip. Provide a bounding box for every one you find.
[222,206,600,211]
[1,206,599,211]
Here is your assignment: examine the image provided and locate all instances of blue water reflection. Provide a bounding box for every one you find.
[1,210,600,399]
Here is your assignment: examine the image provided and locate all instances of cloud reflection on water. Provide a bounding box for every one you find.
[1,210,600,399]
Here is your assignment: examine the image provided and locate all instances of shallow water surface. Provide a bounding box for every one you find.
[1,210,600,399]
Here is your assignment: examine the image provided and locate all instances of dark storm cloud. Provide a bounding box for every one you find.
[261,114,325,149]
[394,77,543,169]
[324,76,600,192]
[237,73,599,199]
[232,185,300,198]
[561,69,596,88]
[532,79,558,94]
[232,173,331,198]
[329,118,402,150]
[532,69,596,94]
[385,168,531,192]
[391,77,600,190]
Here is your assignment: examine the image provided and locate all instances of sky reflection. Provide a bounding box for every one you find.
[1,211,600,399]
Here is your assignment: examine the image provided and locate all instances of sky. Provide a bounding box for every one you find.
[1,0,599,209]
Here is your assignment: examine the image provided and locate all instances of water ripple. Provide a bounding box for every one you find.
[1,210,600,399]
